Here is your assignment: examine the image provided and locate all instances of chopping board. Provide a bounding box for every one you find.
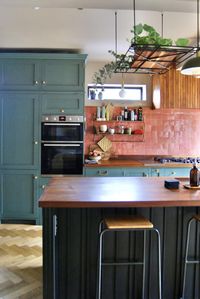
[97,136,112,152]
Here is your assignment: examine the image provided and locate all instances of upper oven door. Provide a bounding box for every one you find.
[42,122,83,142]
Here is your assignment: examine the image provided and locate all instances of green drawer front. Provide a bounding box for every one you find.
[124,168,149,177]
[84,167,125,177]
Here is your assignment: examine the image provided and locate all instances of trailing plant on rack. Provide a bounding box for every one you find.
[92,23,190,85]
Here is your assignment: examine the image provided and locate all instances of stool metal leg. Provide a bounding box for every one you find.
[142,230,146,299]
[181,218,194,299]
[96,221,104,299]
[153,228,162,299]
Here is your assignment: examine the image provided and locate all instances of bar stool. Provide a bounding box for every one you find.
[181,214,200,299]
[96,215,162,299]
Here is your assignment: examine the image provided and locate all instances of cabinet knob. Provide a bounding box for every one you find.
[171,171,176,175]
[42,80,46,85]
[34,141,38,145]
[42,185,46,189]
[143,173,148,177]
[60,109,65,113]
[34,176,38,180]
[34,80,39,85]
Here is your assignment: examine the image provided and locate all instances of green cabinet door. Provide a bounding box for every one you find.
[151,167,190,177]
[0,170,38,222]
[0,59,40,90]
[41,60,85,91]
[41,92,84,115]
[0,92,39,169]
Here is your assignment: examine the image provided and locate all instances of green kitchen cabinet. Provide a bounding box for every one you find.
[0,59,40,90]
[41,92,84,115]
[0,170,39,223]
[84,167,125,177]
[0,92,39,169]
[0,54,86,92]
[40,59,85,91]
[84,167,149,177]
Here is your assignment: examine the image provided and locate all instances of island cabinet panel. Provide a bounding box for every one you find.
[0,93,39,169]
[43,207,200,299]
[0,170,39,222]
[41,92,84,115]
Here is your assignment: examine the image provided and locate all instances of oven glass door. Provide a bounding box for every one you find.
[41,143,83,175]
[42,122,83,142]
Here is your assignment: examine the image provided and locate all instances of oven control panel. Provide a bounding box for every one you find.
[42,115,84,123]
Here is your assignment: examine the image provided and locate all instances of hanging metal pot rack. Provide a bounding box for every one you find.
[114,0,199,75]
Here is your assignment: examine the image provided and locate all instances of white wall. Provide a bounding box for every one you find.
[0,8,196,61]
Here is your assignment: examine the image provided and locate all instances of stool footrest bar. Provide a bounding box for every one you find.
[102,262,144,266]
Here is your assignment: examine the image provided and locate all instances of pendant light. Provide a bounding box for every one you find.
[181,0,200,76]
[119,73,126,98]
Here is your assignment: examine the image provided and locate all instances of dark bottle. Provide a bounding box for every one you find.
[190,162,200,187]
[124,106,128,121]
[138,107,143,121]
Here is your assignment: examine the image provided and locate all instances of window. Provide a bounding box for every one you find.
[88,84,146,101]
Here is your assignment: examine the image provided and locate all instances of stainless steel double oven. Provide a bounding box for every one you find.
[41,115,84,175]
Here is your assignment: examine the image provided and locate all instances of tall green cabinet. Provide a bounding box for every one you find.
[0,52,87,223]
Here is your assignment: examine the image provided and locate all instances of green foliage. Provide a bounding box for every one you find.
[92,61,116,86]
[175,38,189,46]
[130,23,187,46]
[93,23,190,85]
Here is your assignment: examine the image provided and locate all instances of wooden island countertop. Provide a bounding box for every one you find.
[39,176,200,208]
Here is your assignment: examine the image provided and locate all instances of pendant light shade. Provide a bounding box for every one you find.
[181,0,200,76]
[181,52,200,75]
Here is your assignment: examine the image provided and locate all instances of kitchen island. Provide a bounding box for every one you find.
[39,176,200,299]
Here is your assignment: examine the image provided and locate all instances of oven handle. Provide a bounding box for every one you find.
[43,143,81,147]
[43,123,81,126]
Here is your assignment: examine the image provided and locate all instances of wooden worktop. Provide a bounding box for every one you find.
[39,176,200,208]
[84,158,193,168]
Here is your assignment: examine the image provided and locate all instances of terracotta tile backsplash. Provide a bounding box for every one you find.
[85,106,200,156]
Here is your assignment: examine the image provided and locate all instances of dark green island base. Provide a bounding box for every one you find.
[40,177,200,299]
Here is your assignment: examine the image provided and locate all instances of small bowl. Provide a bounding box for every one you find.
[88,156,101,161]
[99,124,107,133]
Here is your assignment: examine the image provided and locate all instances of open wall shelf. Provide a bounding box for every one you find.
[114,43,198,75]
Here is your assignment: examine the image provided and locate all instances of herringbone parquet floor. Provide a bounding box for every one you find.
[0,224,42,299]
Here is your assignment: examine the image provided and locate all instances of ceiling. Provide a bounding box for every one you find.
[0,0,197,62]
[0,0,197,12]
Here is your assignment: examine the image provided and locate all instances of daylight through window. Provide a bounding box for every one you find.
[88,84,146,101]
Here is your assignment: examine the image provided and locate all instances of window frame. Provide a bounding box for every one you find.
[88,83,147,101]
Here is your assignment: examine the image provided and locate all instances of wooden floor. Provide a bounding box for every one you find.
[0,224,42,299]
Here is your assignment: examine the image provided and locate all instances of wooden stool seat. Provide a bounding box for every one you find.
[104,215,154,230]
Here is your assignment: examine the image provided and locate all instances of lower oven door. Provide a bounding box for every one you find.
[41,143,83,175]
